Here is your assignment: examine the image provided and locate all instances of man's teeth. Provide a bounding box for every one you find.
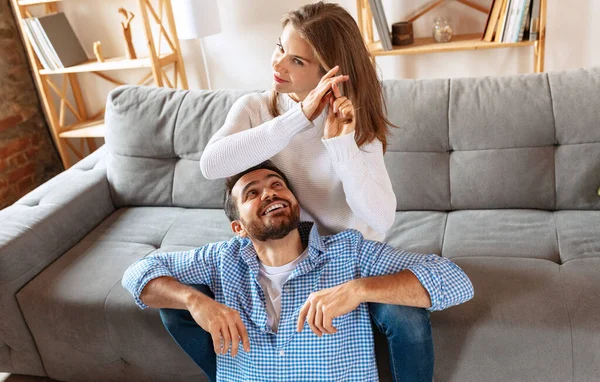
[264,203,285,214]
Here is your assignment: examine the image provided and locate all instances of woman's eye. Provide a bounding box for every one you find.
[293,59,304,66]
[276,43,284,52]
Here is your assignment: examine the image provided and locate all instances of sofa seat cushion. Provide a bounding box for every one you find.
[16,207,233,382]
[431,257,573,381]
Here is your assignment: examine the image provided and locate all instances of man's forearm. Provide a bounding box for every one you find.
[354,270,432,308]
[140,276,210,309]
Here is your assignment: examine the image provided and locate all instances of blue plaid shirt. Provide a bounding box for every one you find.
[123,223,474,381]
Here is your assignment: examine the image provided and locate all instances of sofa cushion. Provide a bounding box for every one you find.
[555,210,600,263]
[431,257,573,381]
[16,207,229,382]
[105,86,253,209]
[443,210,559,262]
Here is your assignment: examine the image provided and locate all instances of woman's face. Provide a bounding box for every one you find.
[271,24,324,101]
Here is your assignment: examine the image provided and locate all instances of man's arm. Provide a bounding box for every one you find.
[122,243,251,356]
[140,276,250,357]
[353,270,432,308]
[297,235,474,336]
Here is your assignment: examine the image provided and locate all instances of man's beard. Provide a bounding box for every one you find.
[241,198,301,242]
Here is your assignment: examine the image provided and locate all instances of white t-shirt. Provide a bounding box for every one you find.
[257,248,309,332]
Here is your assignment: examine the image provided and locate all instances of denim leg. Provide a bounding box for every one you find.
[369,303,434,382]
[159,284,217,382]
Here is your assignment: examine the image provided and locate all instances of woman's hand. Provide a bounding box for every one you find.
[323,82,356,139]
[301,65,349,121]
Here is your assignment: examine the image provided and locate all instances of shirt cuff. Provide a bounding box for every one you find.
[406,265,439,312]
[133,268,174,309]
[321,131,361,162]
[276,103,313,135]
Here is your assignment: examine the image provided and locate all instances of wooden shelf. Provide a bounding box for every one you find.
[59,120,105,138]
[369,33,536,57]
[39,53,177,75]
[18,0,61,5]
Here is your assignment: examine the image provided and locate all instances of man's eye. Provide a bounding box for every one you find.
[273,182,282,188]
[247,190,257,198]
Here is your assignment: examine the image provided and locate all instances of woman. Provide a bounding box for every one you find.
[199,3,396,241]
[163,3,434,381]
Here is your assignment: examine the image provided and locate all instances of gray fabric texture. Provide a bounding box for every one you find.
[2,66,600,381]
[0,150,113,376]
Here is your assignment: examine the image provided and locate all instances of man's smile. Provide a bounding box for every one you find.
[262,202,289,216]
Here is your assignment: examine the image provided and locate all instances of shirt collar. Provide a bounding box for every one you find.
[237,222,327,274]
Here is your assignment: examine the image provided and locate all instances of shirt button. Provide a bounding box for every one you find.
[279,350,285,356]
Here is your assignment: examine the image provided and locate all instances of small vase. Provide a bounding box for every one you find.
[433,17,453,43]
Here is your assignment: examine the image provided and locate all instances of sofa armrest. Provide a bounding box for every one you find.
[0,145,115,375]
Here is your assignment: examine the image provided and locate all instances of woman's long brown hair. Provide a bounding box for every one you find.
[268,1,396,152]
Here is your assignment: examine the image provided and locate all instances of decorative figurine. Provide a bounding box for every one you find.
[118,8,137,59]
[93,41,104,62]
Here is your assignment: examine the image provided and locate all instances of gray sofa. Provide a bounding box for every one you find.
[1,66,599,382]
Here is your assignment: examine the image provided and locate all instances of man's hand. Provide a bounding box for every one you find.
[296,280,362,337]
[186,294,250,357]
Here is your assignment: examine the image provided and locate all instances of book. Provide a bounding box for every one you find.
[494,0,510,43]
[36,13,88,68]
[483,0,504,42]
[367,0,392,50]
[528,0,541,41]
[33,18,62,69]
[481,0,495,40]
[503,0,522,42]
[521,0,534,40]
[515,0,531,42]
[21,19,52,70]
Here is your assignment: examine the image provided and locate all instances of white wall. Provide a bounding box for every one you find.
[57,0,599,113]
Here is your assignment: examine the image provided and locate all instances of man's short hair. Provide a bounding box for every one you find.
[223,161,292,222]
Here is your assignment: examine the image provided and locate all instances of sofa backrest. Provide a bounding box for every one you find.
[104,67,600,211]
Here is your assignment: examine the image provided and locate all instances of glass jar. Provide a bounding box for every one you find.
[433,17,453,43]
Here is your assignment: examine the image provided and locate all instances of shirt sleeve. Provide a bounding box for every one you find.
[321,133,396,234]
[357,238,474,311]
[199,94,313,179]
[121,242,224,309]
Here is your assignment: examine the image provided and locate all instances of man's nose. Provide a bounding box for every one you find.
[261,188,277,200]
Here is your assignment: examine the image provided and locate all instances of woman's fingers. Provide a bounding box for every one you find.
[319,65,340,83]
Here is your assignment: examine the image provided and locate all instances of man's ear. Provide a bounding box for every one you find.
[231,220,248,238]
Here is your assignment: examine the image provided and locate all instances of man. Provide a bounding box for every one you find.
[122,161,474,382]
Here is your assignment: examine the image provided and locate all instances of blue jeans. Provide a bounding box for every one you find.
[159,284,434,382]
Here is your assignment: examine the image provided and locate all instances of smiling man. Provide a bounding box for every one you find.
[122,161,474,382]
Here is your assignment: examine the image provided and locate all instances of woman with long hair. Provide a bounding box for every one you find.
[163,2,434,381]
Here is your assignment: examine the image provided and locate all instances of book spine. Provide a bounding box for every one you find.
[34,18,64,69]
[30,18,57,70]
[504,0,521,42]
[368,0,392,50]
[22,19,51,70]
[494,0,509,43]
[497,0,511,42]
[516,0,531,42]
[528,0,541,41]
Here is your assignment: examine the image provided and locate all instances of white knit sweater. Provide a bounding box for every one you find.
[199,91,396,241]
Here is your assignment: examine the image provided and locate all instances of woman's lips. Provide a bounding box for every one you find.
[274,74,286,83]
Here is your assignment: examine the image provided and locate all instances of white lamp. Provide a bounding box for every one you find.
[171,0,222,89]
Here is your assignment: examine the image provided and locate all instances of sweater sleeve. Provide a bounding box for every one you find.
[321,132,397,234]
[199,94,313,179]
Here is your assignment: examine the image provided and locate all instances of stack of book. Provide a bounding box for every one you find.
[482,0,542,43]
[21,12,88,71]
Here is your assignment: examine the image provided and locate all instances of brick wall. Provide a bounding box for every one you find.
[0,1,62,209]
